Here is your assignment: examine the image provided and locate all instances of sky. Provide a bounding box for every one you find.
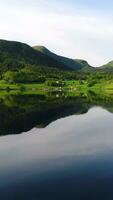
[0,0,113,66]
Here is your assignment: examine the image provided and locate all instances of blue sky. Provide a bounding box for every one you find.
[0,0,113,66]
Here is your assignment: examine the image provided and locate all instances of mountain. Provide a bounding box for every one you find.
[0,39,70,71]
[1,39,113,74]
[33,46,94,72]
[98,61,113,72]
[0,39,94,73]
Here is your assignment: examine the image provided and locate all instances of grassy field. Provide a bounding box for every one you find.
[0,80,113,95]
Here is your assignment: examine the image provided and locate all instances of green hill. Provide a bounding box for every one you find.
[33,46,93,72]
[0,39,70,72]
[1,39,113,83]
[0,40,95,73]
[98,61,113,72]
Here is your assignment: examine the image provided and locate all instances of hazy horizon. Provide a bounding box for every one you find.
[0,0,113,66]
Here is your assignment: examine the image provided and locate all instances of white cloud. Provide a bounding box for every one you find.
[0,1,113,66]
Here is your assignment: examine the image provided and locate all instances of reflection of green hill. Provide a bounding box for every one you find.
[0,94,89,135]
[0,92,113,135]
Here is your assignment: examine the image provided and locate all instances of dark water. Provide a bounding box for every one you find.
[0,92,113,199]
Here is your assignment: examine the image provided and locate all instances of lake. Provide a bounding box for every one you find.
[0,92,113,199]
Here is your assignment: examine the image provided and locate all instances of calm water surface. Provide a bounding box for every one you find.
[0,93,113,199]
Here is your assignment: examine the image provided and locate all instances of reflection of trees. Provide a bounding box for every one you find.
[0,92,113,135]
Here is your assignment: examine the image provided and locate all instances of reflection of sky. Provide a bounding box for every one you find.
[0,1,113,66]
[0,106,113,196]
[0,107,113,169]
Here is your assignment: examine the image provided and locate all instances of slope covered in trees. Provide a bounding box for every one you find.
[33,46,93,72]
[0,39,113,84]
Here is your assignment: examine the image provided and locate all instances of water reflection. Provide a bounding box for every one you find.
[0,91,113,199]
[0,106,113,199]
[0,91,113,135]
